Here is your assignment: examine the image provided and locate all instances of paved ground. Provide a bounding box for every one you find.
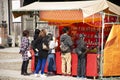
[0,47,92,80]
[0,47,120,80]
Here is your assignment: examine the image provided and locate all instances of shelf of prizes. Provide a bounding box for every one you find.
[59,23,111,48]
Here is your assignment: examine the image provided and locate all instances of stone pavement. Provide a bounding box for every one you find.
[0,47,120,80]
[0,47,19,53]
[0,47,92,80]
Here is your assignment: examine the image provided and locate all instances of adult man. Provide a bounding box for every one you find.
[60,27,73,76]
[75,34,87,78]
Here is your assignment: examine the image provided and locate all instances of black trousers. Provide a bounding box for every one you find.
[21,60,29,74]
[77,55,86,77]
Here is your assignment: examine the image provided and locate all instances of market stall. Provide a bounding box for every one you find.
[12,0,120,79]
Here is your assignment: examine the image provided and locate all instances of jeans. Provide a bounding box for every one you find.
[35,52,38,69]
[77,55,86,77]
[35,58,47,74]
[47,53,56,72]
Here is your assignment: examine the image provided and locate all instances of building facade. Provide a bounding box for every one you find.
[0,0,9,46]
[0,0,23,47]
[0,0,57,47]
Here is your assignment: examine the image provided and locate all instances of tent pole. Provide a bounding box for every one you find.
[35,11,37,29]
[33,11,39,29]
[99,11,105,80]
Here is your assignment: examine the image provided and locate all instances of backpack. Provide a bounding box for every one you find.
[60,42,69,52]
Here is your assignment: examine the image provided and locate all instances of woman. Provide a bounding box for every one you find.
[31,29,40,72]
[47,33,58,75]
[34,29,49,77]
[19,30,30,75]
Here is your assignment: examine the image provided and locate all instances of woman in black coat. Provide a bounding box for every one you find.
[34,29,49,77]
[31,29,40,69]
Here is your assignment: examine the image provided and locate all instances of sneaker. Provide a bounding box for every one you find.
[81,76,87,80]
[40,74,47,78]
[21,72,30,76]
[34,74,38,77]
[81,76,86,78]
[77,76,80,78]
[66,74,71,76]
[21,72,24,75]
[48,72,54,75]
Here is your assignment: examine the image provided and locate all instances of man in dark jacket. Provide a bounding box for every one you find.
[60,27,73,75]
[75,34,87,78]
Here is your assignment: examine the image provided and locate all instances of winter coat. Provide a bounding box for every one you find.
[19,37,30,61]
[60,33,73,53]
[75,38,87,57]
[34,36,49,59]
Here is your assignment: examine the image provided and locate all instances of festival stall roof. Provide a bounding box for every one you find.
[12,0,120,19]
[12,0,120,77]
